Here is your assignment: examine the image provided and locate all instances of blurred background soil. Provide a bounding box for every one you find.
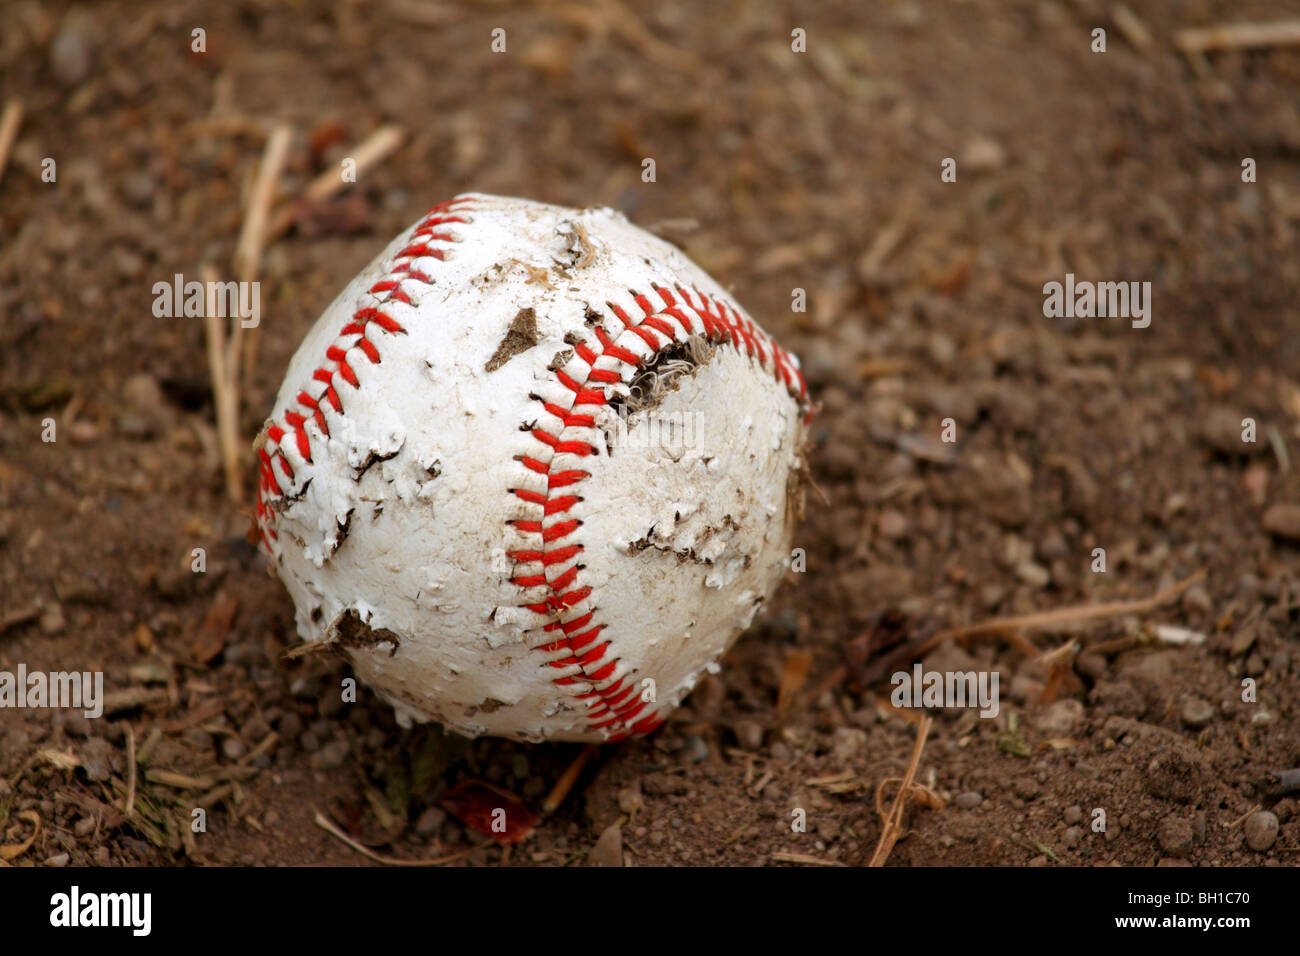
[1,0,1299,866]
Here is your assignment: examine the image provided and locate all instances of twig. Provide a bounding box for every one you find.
[1175,19,1300,54]
[869,713,933,867]
[541,744,599,815]
[234,124,292,282]
[135,726,163,764]
[238,731,279,765]
[1225,804,1263,829]
[123,723,137,818]
[561,0,701,74]
[857,196,916,282]
[1112,5,1153,51]
[201,263,244,502]
[0,99,23,186]
[912,569,1206,659]
[0,604,40,635]
[263,124,405,243]
[146,769,214,790]
[771,851,845,866]
[313,809,477,866]
[1272,768,1300,796]
[235,123,293,407]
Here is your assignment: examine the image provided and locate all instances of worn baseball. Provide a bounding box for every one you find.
[255,193,811,742]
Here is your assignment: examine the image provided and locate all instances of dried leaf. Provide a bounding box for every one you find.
[193,591,239,665]
[777,650,813,718]
[441,780,538,845]
[0,810,40,861]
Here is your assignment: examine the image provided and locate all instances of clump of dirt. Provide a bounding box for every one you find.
[484,307,540,372]
[331,609,401,656]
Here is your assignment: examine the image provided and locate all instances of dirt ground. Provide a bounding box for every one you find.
[2,0,1299,868]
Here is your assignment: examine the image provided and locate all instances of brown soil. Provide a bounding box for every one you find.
[2,0,1298,868]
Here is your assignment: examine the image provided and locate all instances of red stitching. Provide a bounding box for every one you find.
[258,197,810,740]
[510,281,808,739]
[255,197,474,552]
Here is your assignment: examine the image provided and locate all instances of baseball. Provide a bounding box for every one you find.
[254,193,810,743]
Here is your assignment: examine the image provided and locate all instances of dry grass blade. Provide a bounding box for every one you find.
[1112,5,1153,51]
[541,743,599,815]
[234,123,292,282]
[913,569,1205,659]
[1175,19,1300,54]
[869,713,933,867]
[235,123,293,434]
[146,769,214,790]
[123,723,137,818]
[771,851,845,866]
[313,810,476,866]
[264,124,405,242]
[0,99,23,186]
[0,604,40,635]
[201,262,244,502]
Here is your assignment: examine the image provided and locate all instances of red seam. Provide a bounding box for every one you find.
[511,278,808,739]
[256,195,474,555]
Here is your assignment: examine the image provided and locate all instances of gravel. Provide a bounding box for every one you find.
[588,823,623,866]
[1261,504,1300,541]
[733,720,764,751]
[1156,816,1195,856]
[1179,697,1215,729]
[1243,811,1278,852]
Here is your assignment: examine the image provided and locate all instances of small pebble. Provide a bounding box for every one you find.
[184,729,215,752]
[1012,776,1041,800]
[1157,816,1195,856]
[122,171,154,207]
[221,736,248,761]
[1075,652,1107,680]
[1262,504,1300,541]
[276,711,303,741]
[955,791,982,809]
[682,734,709,764]
[415,807,446,836]
[289,675,319,699]
[1180,585,1212,617]
[318,689,345,718]
[588,823,623,867]
[45,852,71,867]
[1015,561,1051,590]
[50,20,94,85]
[1244,811,1279,852]
[617,786,645,816]
[39,602,66,635]
[79,738,113,782]
[1062,826,1083,847]
[1063,805,1083,825]
[1180,697,1214,729]
[829,727,867,763]
[1037,698,1084,738]
[313,739,350,769]
[732,720,764,751]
